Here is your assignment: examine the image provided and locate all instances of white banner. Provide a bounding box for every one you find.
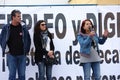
[0,5,120,80]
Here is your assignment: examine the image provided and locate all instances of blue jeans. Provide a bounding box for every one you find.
[37,59,52,80]
[7,54,26,80]
[82,62,101,80]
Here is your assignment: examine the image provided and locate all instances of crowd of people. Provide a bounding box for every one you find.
[0,9,108,80]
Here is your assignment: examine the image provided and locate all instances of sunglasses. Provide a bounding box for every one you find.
[41,24,46,26]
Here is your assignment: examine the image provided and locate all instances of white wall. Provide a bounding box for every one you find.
[0,6,120,80]
[0,0,69,5]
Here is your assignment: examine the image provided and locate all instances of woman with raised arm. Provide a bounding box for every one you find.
[77,19,109,80]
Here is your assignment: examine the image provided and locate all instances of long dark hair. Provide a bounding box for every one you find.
[34,20,53,38]
[34,20,47,34]
[80,19,94,34]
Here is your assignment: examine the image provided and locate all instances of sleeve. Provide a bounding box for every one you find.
[26,30,31,53]
[0,33,1,45]
[0,25,7,47]
[48,31,55,51]
[33,33,48,54]
[77,34,92,47]
[98,35,107,44]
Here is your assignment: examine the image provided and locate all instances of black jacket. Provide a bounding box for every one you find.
[33,31,54,64]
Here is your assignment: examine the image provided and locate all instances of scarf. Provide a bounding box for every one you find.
[41,30,48,49]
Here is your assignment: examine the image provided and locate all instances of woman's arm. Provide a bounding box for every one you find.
[77,34,92,47]
[98,29,109,44]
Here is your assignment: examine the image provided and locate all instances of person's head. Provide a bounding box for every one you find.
[11,9,21,24]
[80,19,94,34]
[34,20,47,33]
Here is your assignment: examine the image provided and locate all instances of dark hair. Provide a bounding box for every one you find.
[34,20,47,34]
[11,9,21,20]
[34,20,53,38]
[80,19,94,34]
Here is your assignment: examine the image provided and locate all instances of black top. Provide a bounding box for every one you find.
[7,24,24,56]
[33,31,55,64]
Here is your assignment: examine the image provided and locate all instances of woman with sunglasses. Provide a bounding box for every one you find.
[33,20,55,80]
[77,19,109,80]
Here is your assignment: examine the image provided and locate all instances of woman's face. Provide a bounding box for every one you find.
[83,21,92,31]
[40,22,47,31]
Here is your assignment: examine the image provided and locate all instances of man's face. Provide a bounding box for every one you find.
[13,13,21,23]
